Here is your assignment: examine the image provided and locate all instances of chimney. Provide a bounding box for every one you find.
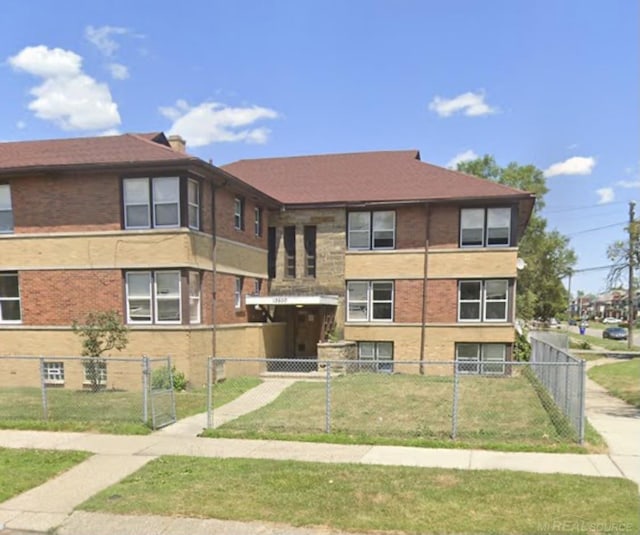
[168,135,186,153]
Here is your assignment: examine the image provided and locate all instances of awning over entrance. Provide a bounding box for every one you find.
[245,295,340,306]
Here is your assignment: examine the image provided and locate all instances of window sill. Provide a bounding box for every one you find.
[44,380,64,386]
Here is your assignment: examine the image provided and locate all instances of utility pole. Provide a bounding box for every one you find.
[628,201,636,349]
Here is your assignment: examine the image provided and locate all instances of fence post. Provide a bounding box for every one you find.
[451,360,459,439]
[206,357,213,429]
[578,358,586,445]
[39,357,48,420]
[142,356,149,424]
[325,361,331,434]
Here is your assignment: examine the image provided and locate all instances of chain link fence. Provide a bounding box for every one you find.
[0,355,175,430]
[206,357,585,446]
[529,332,586,443]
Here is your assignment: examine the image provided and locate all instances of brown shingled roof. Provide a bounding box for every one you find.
[222,150,533,205]
[0,133,194,173]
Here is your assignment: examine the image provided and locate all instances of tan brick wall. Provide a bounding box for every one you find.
[20,270,123,325]
[12,172,121,233]
[428,249,518,278]
[1,231,214,270]
[345,251,424,279]
[216,238,267,277]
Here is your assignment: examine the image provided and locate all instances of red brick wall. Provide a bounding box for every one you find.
[200,180,214,235]
[215,188,268,249]
[426,279,457,323]
[20,270,123,325]
[428,204,458,249]
[12,173,121,233]
[215,273,248,324]
[394,280,424,322]
[396,205,427,249]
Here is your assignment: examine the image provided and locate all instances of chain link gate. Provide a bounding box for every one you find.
[144,356,177,429]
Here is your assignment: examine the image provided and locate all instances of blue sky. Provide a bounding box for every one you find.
[1,0,638,295]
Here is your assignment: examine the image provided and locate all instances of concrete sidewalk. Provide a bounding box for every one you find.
[0,364,638,534]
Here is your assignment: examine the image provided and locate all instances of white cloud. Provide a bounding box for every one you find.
[428,91,497,117]
[544,156,596,177]
[446,149,478,169]
[616,179,640,188]
[160,100,279,147]
[8,45,121,131]
[85,25,129,56]
[596,187,614,204]
[108,62,129,80]
[16,121,26,130]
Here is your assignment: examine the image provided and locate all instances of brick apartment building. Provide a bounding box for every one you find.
[0,133,534,386]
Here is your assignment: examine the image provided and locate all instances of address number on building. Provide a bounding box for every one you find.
[272,296,288,304]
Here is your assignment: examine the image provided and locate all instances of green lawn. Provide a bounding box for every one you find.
[203,372,604,452]
[0,377,260,434]
[0,447,90,502]
[589,359,640,408]
[568,332,640,352]
[79,456,640,535]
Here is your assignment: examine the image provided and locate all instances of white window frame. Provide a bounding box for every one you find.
[152,177,180,228]
[460,207,512,248]
[188,179,200,230]
[126,272,153,324]
[254,207,262,237]
[43,361,65,384]
[254,278,262,295]
[234,197,244,230]
[358,341,394,372]
[189,271,201,324]
[0,184,13,233]
[123,178,151,229]
[235,277,243,309]
[348,211,395,250]
[346,281,394,322]
[126,271,182,325]
[456,343,506,375]
[0,272,21,324]
[83,360,107,385]
[458,280,509,322]
[154,271,181,324]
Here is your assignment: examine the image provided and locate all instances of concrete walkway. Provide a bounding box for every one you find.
[0,368,638,534]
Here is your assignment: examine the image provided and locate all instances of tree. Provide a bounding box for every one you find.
[457,156,576,320]
[606,219,639,289]
[72,310,128,392]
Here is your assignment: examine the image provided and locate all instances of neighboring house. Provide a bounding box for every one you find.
[0,134,534,386]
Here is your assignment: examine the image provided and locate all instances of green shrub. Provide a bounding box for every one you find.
[514,331,531,361]
[151,366,188,391]
[569,338,591,350]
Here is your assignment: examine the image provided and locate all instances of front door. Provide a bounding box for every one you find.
[294,306,322,358]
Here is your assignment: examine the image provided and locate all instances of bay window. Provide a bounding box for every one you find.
[126,271,181,324]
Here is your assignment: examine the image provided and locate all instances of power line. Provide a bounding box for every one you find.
[544,201,628,214]
[565,221,627,237]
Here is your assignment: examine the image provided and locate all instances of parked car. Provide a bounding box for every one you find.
[568,319,577,326]
[549,318,561,329]
[602,327,628,340]
[602,317,622,324]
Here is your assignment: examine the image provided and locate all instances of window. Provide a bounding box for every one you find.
[254,278,262,295]
[83,360,107,385]
[254,207,262,237]
[458,280,509,322]
[234,197,245,230]
[284,226,296,278]
[460,207,511,247]
[43,362,64,384]
[347,281,394,322]
[456,343,506,375]
[123,177,180,229]
[188,179,200,230]
[304,225,316,278]
[348,211,395,250]
[268,227,276,279]
[235,277,243,309]
[126,271,181,324]
[0,184,13,233]
[358,342,394,372]
[0,272,21,323]
[189,271,201,324]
